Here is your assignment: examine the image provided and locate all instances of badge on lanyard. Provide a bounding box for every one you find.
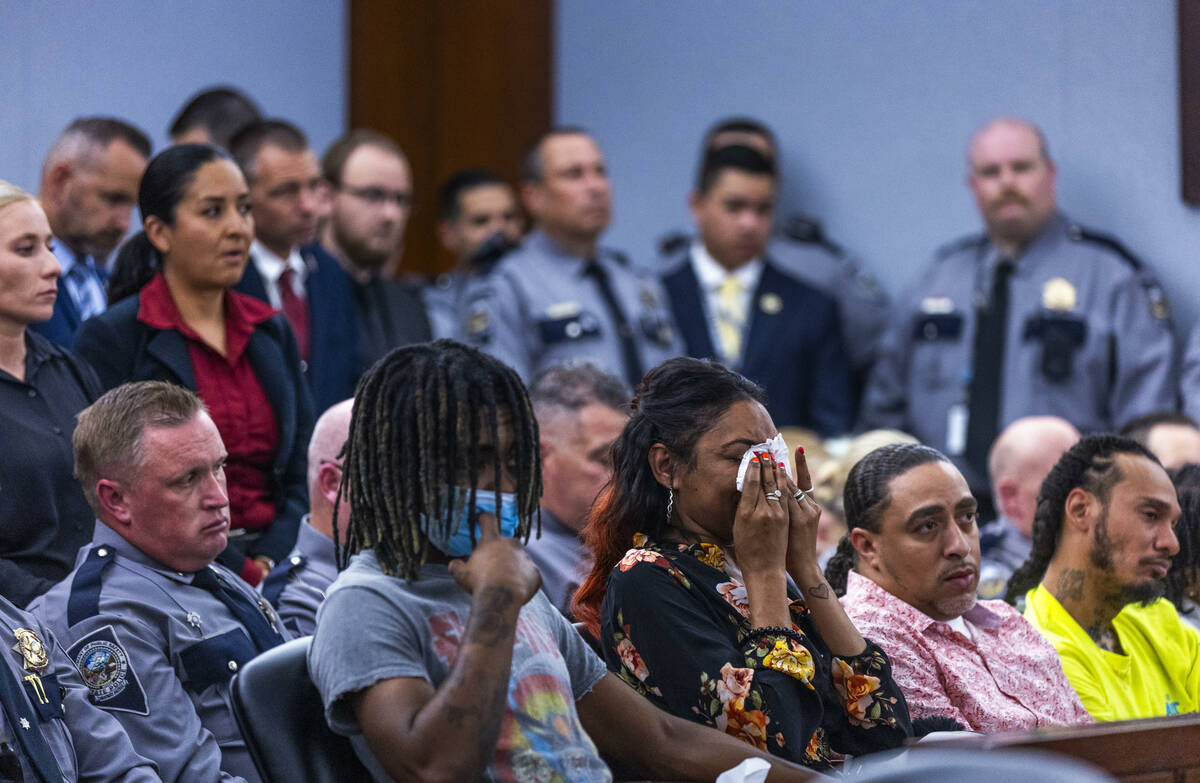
[13,628,50,707]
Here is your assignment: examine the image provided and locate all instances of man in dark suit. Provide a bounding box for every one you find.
[318,130,432,370]
[230,120,359,415]
[32,117,151,347]
[660,144,851,435]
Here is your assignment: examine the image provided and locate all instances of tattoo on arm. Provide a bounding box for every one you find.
[1055,569,1085,602]
[807,583,830,600]
[467,586,516,648]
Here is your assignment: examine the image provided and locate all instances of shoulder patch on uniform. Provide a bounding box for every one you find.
[69,625,148,715]
[935,233,988,259]
[658,231,689,257]
[1069,226,1144,272]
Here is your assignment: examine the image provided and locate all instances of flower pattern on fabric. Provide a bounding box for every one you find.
[601,534,911,769]
[762,638,816,688]
[831,653,896,728]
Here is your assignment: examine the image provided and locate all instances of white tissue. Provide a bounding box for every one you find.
[735,432,794,491]
[715,757,772,783]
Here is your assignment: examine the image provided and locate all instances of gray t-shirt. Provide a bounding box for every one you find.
[309,551,612,783]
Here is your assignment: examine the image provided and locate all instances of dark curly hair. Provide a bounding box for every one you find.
[1167,463,1200,617]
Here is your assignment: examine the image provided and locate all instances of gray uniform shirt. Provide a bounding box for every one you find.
[524,510,591,618]
[309,551,611,783]
[30,522,292,783]
[0,597,159,782]
[463,230,681,386]
[862,212,1175,486]
[261,518,336,637]
[1180,324,1200,421]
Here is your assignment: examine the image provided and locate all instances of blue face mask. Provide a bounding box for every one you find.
[421,488,521,557]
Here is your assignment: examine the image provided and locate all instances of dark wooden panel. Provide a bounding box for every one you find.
[349,0,551,277]
[1179,0,1200,203]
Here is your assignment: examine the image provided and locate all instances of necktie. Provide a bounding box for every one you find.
[191,568,284,653]
[714,275,747,366]
[0,659,61,783]
[582,260,644,388]
[964,258,1014,483]
[277,268,310,364]
[67,253,106,320]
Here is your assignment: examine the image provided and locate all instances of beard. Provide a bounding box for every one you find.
[332,217,398,272]
[1090,508,1167,607]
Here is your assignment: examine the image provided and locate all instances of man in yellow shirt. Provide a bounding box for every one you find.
[1006,434,1199,721]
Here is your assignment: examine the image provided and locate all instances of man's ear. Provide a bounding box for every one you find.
[95,479,134,530]
[317,463,342,506]
[520,181,542,220]
[849,527,879,570]
[44,162,73,206]
[995,477,1021,520]
[1063,487,1094,534]
[647,443,676,490]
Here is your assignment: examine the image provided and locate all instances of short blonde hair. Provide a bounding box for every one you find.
[0,179,34,212]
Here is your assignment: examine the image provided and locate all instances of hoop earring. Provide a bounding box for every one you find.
[666,487,674,524]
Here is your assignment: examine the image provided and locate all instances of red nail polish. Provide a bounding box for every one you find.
[798,446,805,455]
[778,461,786,468]
[750,456,759,463]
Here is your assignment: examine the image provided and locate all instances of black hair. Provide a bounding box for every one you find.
[106,143,232,303]
[702,116,777,158]
[1167,463,1200,616]
[56,116,152,161]
[824,443,950,596]
[1003,434,1159,604]
[695,144,777,194]
[336,340,542,580]
[168,86,261,150]
[1119,411,1200,448]
[572,358,764,636]
[228,119,309,182]
[437,168,508,221]
[519,126,591,183]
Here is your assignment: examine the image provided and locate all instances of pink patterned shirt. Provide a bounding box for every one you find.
[841,571,1092,732]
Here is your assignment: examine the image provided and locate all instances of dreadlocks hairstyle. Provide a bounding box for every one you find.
[335,340,542,580]
[823,443,949,596]
[1167,463,1200,617]
[571,358,764,638]
[1002,434,1159,605]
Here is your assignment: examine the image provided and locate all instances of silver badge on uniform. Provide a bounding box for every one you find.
[1042,277,1076,311]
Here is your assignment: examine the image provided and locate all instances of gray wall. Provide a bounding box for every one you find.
[555,0,1200,336]
[0,0,345,195]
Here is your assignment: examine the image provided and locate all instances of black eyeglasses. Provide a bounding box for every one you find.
[340,186,411,209]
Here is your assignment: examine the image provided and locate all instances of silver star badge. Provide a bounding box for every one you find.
[19,718,29,730]
[186,611,201,629]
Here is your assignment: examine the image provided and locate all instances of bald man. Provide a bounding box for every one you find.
[1121,412,1200,471]
[977,416,1080,597]
[261,398,353,635]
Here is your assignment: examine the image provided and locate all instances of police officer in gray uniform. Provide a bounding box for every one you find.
[1181,328,1200,422]
[862,118,1176,498]
[463,128,681,387]
[30,382,288,783]
[0,597,159,782]
[261,399,351,636]
[660,117,890,390]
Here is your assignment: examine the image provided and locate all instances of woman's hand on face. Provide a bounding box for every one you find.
[731,450,790,573]
[782,446,822,572]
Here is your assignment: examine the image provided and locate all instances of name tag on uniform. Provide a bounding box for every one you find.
[913,313,963,341]
[946,403,968,456]
[538,313,601,344]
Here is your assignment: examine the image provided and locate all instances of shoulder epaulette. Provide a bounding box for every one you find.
[935,233,988,259]
[1068,225,1144,272]
[262,555,307,608]
[608,249,632,268]
[780,214,845,257]
[67,545,117,626]
[658,232,689,257]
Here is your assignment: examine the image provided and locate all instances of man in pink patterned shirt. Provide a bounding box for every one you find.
[825,442,1091,732]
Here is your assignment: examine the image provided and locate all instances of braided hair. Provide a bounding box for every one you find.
[1002,434,1158,605]
[335,340,542,580]
[1167,463,1200,617]
[571,358,764,638]
[824,443,949,596]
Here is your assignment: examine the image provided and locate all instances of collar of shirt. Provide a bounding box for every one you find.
[136,273,276,364]
[294,516,337,572]
[53,239,82,276]
[845,570,1006,635]
[90,519,201,583]
[250,240,308,309]
[689,239,762,294]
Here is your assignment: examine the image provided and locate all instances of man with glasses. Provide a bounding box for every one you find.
[318,130,432,374]
[230,119,359,415]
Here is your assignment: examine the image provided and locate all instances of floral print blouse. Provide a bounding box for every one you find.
[600,535,911,768]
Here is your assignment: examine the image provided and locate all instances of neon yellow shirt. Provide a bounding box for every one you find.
[1024,585,1200,721]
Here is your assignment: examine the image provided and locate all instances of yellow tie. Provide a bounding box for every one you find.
[715,275,746,365]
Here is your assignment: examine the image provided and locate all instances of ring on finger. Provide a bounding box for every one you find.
[793,488,811,502]
[765,489,783,502]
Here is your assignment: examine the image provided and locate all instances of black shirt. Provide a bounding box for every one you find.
[0,331,101,606]
[350,276,433,372]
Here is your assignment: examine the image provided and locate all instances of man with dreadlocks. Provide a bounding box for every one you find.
[307,340,818,783]
[824,443,1089,733]
[1008,434,1200,721]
